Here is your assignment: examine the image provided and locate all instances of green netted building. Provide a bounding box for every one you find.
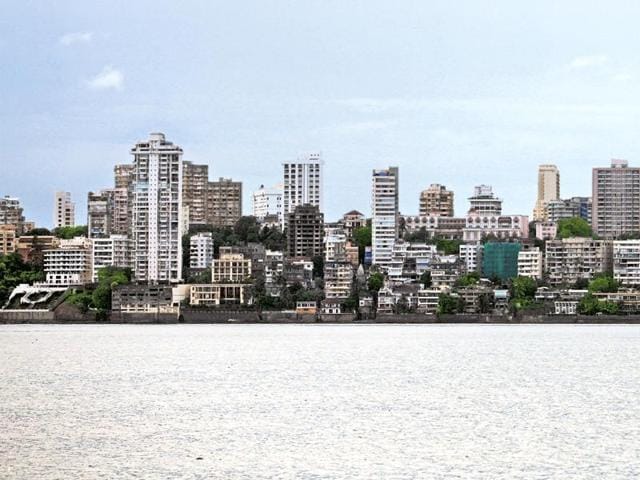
[482,242,521,281]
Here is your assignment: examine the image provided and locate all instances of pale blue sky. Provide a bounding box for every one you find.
[2,1,640,228]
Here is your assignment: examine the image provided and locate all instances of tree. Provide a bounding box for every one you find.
[353,226,372,262]
[557,217,592,239]
[312,255,324,279]
[53,225,88,239]
[437,293,464,314]
[0,253,45,306]
[367,272,384,292]
[420,271,432,289]
[511,276,537,301]
[436,239,463,255]
[234,216,261,244]
[456,272,480,287]
[90,266,131,311]
[577,293,600,315]
[572,277,590,290]
[588,275,618,293]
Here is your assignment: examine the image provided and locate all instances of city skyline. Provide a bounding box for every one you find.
[4,1,640,226]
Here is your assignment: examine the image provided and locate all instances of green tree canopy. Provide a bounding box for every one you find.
[557,217,592,239]
[420,271,432,289]
[437,293,464,314]
[53,225,88,239]
[367,272,384,292]
[588,274,619,293]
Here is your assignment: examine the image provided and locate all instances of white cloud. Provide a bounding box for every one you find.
[59,32,93,46]
[568,55,608,69]
[87,66,124,90]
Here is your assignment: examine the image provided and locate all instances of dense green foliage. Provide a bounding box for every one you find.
[587,274,619,293]
[577,293,620,315]
[53,225,88,239]
[437,293,464,314]
[510,276,538,310]
[455,272,480,287]
[557,217,592,239]
[65,266,131,312]
[420,271,432,289]
[0,253,45,306]
[367,272,384,292]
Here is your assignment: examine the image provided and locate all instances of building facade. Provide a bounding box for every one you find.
[419,184,454,217]
[44,237,92,286]
[190,232,214,270]
[371,167,399,269]
[532,164,560,221]
[92,235,133,282]
[287,204,324,258]
[468,185,502,215]
[545,238,613,286]
[131,132,183,283]
[613,240,640,287]
[592,159,640,238]
[182,161,209,227]
[481,242,521,281]
[252,184,283,225]
[205,178,242,228]
[282,153,323,229]
[517,247,543,280]
[53,191,75,229]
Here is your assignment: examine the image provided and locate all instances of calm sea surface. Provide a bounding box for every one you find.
[1,324,640,479]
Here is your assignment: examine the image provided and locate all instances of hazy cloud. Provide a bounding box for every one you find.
[87,66,123,90]
[59,31,93,46]
[568,55,608,69]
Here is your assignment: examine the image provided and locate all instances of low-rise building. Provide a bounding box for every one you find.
[296,301,317,315]
[517,247,543,280]
[545,238,613,286]
[535,222,557,241]
[459,243,482,273]
[417,288,441,314]
[457,285,494,314]
[613,240,640,287]
[190,283,251,306]
[463,215,529,243]
[212,249,252,283]
[92,235,133,281]
[284,257,314,289]
[402,215,466,240]
[112,284,177,313]
[342,210,366,239]
[44,237,92,286]
[324,262,353,299]
[190,232,214,270]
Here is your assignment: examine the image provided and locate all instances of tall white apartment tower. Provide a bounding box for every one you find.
[53,191,75,228]
[282,153,323,229]
[532,164,560,221]
[371,167,399,270]
[131,133,183,283]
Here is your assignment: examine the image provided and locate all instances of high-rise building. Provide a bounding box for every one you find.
[468,185,502,215]
[282,153,323,229]
[87,191,112,238]
[131,132,183,283]
[114,164,135,190]
[205,178,242,227]
[287,204,324,258]
[53,191,75,229]
[532,164,560,221]
[592,159,640,238]
[371,167,399,269]
[252,184,283,225]
[182,161,209,227]
[419,184,454,217]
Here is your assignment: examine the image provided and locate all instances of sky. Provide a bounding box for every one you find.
[2,1,640,228]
